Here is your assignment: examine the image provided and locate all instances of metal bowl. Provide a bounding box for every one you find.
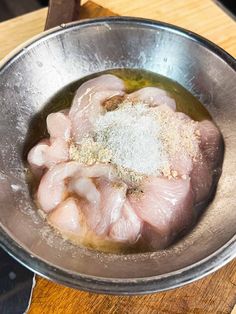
[0,17,235,295]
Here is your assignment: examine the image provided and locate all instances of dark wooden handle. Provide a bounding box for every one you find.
[45,0,81,30]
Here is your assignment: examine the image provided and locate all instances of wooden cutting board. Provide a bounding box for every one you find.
[0,1,235,313]
[0,0,236,59]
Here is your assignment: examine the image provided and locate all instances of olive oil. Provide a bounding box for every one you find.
[43,68,211,124]
[110,68,211,121]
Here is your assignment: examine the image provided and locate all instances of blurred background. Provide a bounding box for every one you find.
[0,0,48,22]
[0,0,235,22]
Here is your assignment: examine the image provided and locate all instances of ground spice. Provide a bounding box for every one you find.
[69,100,200,183]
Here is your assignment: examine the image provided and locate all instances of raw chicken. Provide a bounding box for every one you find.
[27,138,69,174]
[79,163,118,182]
[28,111,71,174]
[78,179,127,236]
[109,199,142,244]
[190,120,222,204]
[69,74,125,142]
[27,139,50,168]
[47,112,71,140]
[37,161,125,231]
[198,120,223,169]
[48,197,87,239]
[27,74,222,252]
[126,87,176,110]
[69,177,100,206]
[170,153,193,177]
[43,162,137,243]
[128,177,194,239]
[191,157,213,204]
[37,161,82,213]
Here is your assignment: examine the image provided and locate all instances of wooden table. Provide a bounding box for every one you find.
[0,1,236,313]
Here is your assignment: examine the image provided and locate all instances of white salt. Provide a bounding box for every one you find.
[95,103,168,175]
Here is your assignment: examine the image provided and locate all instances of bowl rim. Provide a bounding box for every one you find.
[1,16,235,72]
[0,16,235,295]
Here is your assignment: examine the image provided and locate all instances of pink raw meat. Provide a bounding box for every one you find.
[69,74,125,142]
[37,161,82,213]
[126,87,176,110]
[198,120,223,169]
[48,197,87,238]
[80,179,127,236]
[191,157,213,204]
[109,199,142,244]
[190,120,223,204]
[27,138,69,173]
[170,152,193,177]
[129,177,194,241]
[46,111,71,140]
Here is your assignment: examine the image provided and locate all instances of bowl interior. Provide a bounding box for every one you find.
[0,18,235,292]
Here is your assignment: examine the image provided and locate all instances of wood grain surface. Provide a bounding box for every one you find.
[0,0,235,313]
[30,259,236,313]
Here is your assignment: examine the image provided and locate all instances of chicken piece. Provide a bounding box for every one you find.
[109,199,142,244]
[46,112,71,140]
[191,157,213,204]
[80,179,127,236]
[175,111,192,122]
[126,87,176,110]
[69,74,125,142]
[141,223,171,250]
[70,74,125,115]
[95,180,127,235]
[27,139,49,177]
[197,120,223,169]
[37,161,121,214]
[27,138,69,172]
[44,138,69,168]
[129,177,194,242]
[79,163,118,182]
[189,120,223,204]
[27,139,50,168]
[68,164,127,235]
[37,161,81,213]
[28,111,71,175]
[69,176,100,206]
[48,197,87,238]
[170,152,193,177]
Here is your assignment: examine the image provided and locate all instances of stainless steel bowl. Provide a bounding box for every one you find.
[0,17,235,295]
